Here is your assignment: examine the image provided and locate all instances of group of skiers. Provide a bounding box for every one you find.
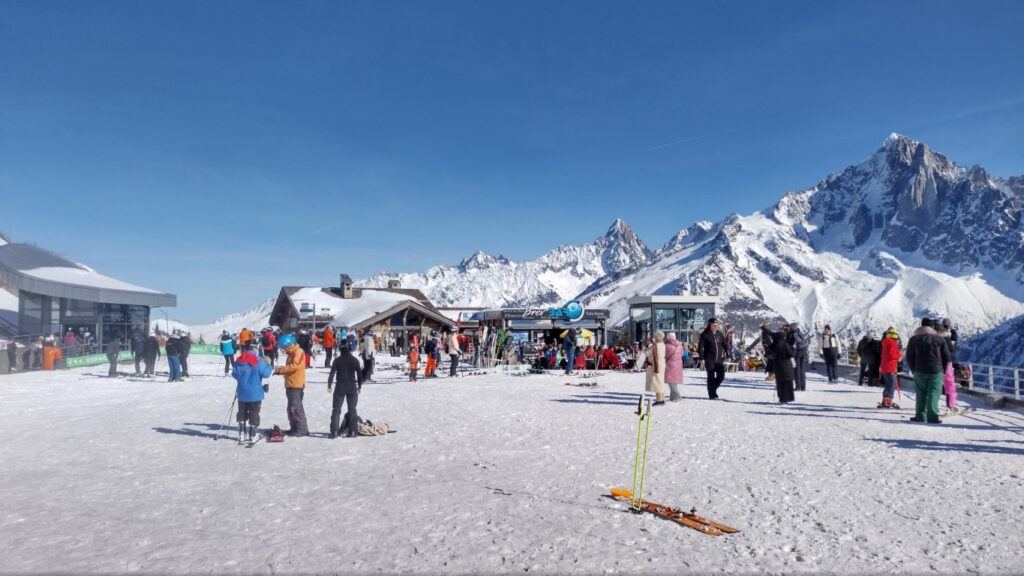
[406,329,461,381]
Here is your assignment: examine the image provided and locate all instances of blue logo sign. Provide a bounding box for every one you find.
[548,300,585,322]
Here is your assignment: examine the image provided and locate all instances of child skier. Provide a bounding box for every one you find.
[232,342,274,444]
[408,346,419,382]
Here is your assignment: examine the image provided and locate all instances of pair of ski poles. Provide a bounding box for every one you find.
[219,393,238,440]
[630,395,653,512]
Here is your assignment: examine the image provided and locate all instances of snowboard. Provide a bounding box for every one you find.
[610,488,739,536]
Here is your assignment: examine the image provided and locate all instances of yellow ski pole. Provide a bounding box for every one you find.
[630,394,644,512]
[636,398,653,510]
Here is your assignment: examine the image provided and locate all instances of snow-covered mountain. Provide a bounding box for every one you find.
[361,135,1024,352]
[160,298,276,343]
[361,219,651,307]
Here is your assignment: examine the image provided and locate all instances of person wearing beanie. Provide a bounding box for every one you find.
[905,317,951,424]
[698,318,728,399]
[821,325,840,384]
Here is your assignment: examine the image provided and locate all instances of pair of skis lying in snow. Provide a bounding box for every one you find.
[609,488,740,536]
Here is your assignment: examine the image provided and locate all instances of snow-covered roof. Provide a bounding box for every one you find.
[286,287,418,327]
[0,243,176,307]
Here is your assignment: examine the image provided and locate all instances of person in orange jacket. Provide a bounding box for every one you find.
[408,346,420,382]
[239,327,253,348]
[323,326,336,368]
[878,327,904,408]
[273,333,308,436]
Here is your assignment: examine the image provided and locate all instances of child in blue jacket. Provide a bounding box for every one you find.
[232,343,274,444]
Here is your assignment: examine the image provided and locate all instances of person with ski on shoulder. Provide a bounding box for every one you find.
[327,341,364,438]
[905,318,951,424]
[274,333,309,436]
[878,327,903,408]
[699,318,728,399]
[220,331,236,375]
[232,341,274,444]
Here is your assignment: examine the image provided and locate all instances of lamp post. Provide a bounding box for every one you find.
[158,308,169,336]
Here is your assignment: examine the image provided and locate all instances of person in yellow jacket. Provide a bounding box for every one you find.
[273,333,308,436]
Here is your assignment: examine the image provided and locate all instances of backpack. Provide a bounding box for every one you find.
[793,329,808,352]
[357,419,391,436]
[260,333,271,348]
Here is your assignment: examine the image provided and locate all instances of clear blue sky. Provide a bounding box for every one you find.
[2,0,1023,323]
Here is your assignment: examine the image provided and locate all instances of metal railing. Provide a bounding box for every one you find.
[963,363,1022,401]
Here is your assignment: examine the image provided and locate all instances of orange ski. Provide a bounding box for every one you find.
[610,488,740,536]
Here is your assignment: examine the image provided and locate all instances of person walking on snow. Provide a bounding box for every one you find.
[104,336,121,377]
[790,322,810,392]
[327,344,364,438]
[563,328,577,376]
[361,328,376,382]
[878,328,903,408]
[274,333,309,436]
[699,318,728,399]
[322,326,335,368]
[232,342,273,443]
[905,318,950,424]
[663,332,684,401]
[220,331,236,375]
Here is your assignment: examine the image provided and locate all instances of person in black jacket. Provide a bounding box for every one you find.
[5,337,17,373]
[327,345,364,438]
[698,318,728,399]
[143,332,161,378]
[905,318,951,424]
[772,325,796,403]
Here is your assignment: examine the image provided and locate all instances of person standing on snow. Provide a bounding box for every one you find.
[663,332,684,401]
[6,337,18,373]
[645,331,667,405]
[274,333,309,436]
[790,322,810,392]
[260,329,278,366]
[166,334,183,382]
[130,331,144,376]
[937,319,958,414]
[699,318,728,399]
[771,325,796,404]
[424,331,439,378]
[448,330,461,377]
[361,328,376,382]
[104,336,121,377]
[407,345,420,382]
[220,331,236,375]
[178,332,192,378]
[820,325,840,384]
[327,343,364,438]
[322,326,335,368]
[563,328,577,376]
[297,330,313,369]
[878,327,903,408]
[232,342,273,443]
[905,318,950,424]
[143,331,161,378]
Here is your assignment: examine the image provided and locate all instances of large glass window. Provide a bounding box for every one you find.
[655,307,678,334]
[20,292,44,336]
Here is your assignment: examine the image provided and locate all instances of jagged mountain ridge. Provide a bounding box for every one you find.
[362,135,1024,352]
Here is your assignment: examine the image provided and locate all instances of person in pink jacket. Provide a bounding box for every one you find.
[664,332,684,401]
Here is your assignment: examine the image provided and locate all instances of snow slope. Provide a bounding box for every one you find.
[0,357,1021,574]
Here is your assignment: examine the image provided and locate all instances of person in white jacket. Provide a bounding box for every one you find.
[448,330,461,377]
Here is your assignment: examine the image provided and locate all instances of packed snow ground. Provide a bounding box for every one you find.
[1,355,1022,574]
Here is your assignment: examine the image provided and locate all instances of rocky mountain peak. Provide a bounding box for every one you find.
[596,218,651,274]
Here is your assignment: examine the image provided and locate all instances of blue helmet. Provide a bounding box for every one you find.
[279,333,297,349]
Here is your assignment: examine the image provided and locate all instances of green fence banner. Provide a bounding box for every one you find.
[65,351,134,369]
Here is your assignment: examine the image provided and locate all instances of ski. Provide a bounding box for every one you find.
[610,488,739,536]
[565,382,598,387]
[941,406,976,418]
[246,434,264,448]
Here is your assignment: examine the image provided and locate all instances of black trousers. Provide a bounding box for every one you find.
[330,392,359,436]
[286,388,308,434]
[237,401,262,426]
[823,349,839,381]
[794,350,809,391]
[449,353,458,376]
[858,361,870,385]
[223,354,235,373]
[324,347,334,368]
[706,362,725,398]
[180,354,189,376]
[144,356,156,375]
[107,355,118,377]
[362,355,374,381]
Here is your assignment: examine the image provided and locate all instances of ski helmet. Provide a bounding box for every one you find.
[279,333,297,349]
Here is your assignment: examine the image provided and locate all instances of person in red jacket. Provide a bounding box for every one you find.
[878,327,903,408]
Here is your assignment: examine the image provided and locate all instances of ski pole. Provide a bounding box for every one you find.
[630,395,645,511]
[636,398,653,511]
[895,374,903,403]
[219,393,237,440]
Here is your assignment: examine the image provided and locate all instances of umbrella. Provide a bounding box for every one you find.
[560,328,594,341]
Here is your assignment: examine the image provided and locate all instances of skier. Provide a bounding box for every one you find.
[274,333,309,436]
[448,329,460,377]
[408,345,419,382]
[362,328,376,382]
[220,331,236,375]
[178,332,192,378]
[322,326,335,368]
[143,331,161,378]
[699,318,728,399]
[424,331,438,378]
[790,322,810,392]
[297,330,313,369]
[166,334,183,382]
[260,329,278,366]
[563,328,577,376]
[346,330,358,356]
[771,325,796,404]
[905,318,950,424]
[821,325,840,384]
[878,327,903,408]
[104,336,121,377]
[327,342,364,438]
[232,342,273,444]
[664,332,684,401]
[5,337,17,373]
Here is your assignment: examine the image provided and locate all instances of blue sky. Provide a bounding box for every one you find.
[2,0,1023,323]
